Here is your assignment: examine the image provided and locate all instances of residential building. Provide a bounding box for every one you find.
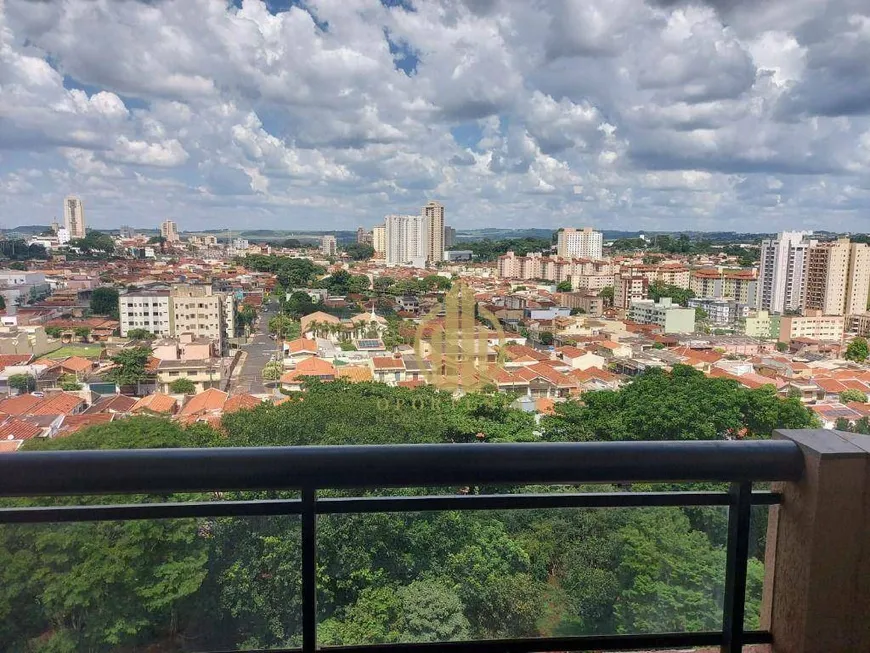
[444,226,456,248]
[422,200,445,263]
[691,269,723,299]
[372,225,386,256]
[170,284,235,353]
[802,238,870,316]
[385,214,428,267]
[742,310,778,340]
[444,250,473,262]
[159,220,180,243]
[778,311,844,342]
[628,298,696,334]
[556,227,603,260]
[63,196,86,239]
[320,235,337,257]
[557,292,604,317]
[849,313,870,337]
[119,225,136,239]
[156,359,223,394]
[119,290,172,337]
[615,275,648,309]
[356,227,372,245]
[722,270,757,304]
[756,231,814,313]
[232,238,249,251]
[687,298,748,326]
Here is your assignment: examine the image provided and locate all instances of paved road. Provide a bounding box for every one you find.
[231,302,281,394]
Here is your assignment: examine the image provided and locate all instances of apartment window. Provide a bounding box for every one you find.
[168,371,180,377]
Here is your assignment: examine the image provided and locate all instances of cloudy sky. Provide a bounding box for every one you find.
[1,0,870,233]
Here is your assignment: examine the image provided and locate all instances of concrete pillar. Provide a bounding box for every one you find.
[762,429,870,652]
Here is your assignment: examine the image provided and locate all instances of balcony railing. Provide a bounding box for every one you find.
[0,435,850,653]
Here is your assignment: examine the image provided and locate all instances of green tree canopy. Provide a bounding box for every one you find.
[91,286,120,317]
[344,243,375,260]
[105,346,152,386]
[8,373,35,393]
[846,337,869,362]
[556,280,572,292]
[126,328,156,341]
[169,377,197,394]
[840,388,868,404]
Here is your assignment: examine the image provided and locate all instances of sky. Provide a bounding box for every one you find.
[2,0,870,233]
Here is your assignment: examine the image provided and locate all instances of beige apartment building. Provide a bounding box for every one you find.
[423,201,445,263]
[779,311,845,342]
[159,220,180,242]
[803,238,870,316]
[615,275,649,309]
[372,225,386,256]
[120,285,236,353]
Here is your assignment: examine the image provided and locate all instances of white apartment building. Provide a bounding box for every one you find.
[687,298,749,326]
[120,285,236,353]
[778,311,844,342]
[385,214,428,267]
[321,235,337,257]
[422,201,445,263]
[63,196,86,239]
[160,220,180,242]
[372,225,386,255]
[120,290,173,337]
[756,231,814,314]
[628,298,696,334]
[803,238,870,316]
[557,227,603,260]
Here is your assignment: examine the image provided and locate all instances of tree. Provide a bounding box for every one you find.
[74,326,91,341]
[105,346,152,387]
[340,340,357,351]
[846,337,869,363]
[8,261,27,271]
[694,307,708,322]
[648,281,695,307]
[236,304,257,334]
[126,328,156,341]
[539,331,554,346]
[269,315,300,339]
[344,243,375,260]
[45,326,63,338]
[775,341,788,353]
[8,373,35,394]
[261,361,283,382]
[840,388,868,404]
[59,373,83,391]
[556,280,573,292]
[599,286,614,306]
[169,378,197,394]
[90,287,120,317]
[71,230,115,254]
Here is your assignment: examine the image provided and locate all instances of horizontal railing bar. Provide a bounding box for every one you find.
[0,491,781,524]
[229,629,772,653]
[0,441,804,496]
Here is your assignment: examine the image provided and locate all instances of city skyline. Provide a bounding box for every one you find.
[1,0,870,232]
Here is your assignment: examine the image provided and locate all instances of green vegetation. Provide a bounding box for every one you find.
[169,378,197,394]
[648,281,695,307]
[8,373,35,393]
[46,344,104,359]
[319,269,370,295]
[59,373,83,391]
[344,243,375,260]
[268,314,301,339]
[840,388,867,404]
[556,280,572,292]
[261,361,284,382]
[845,337,869,363]
[599,286,614,306]
[450,237,552,261]
[90,286,120,318]
[0,239,48,260]
[105,346,152,387]
[0,368,817,651]
[126,328,156,341]
[236,304,257,334]
[70,230,115,254]
[241,254,325,288]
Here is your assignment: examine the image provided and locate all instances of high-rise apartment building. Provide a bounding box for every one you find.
[356,227,372,245]
[119,285,236,354]
[63,196,86,239]
[320,235,337,257]
[756,231,814,314]
[803,238,870,316]
[385,214,428,267]
[422,201,445,263]
[444,226,456,249]
[557,227,603,260]
[372,225,386,256]
[159,220,180,243]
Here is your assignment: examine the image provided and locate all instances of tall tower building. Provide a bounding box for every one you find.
[422,201,444,263]
[160,220,180,243]
[372,224,386,255]
[444,226,456,249]
[557,227,603,259]
[320,235,337,257]
[803,238,870,316]
[756,231,814,314]
[385,215,428,267]
[63,196,86,239]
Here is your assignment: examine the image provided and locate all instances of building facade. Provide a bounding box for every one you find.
[687,298,749,325]
[615,275,649,310]
[756,231,814,313]
[778,311,844,342]
[159,220,180,243]
[628,298,696,334]
[444,226,456,248]
[320,235,337,257]
[372,225,386,256]
[120,290,172,338]
[556,227,603,260]
[63,196,86,239]
[422,201,445,263]
[385,214,428,267]
[803,238,870,316]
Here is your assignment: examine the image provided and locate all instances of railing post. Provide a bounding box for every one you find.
[302,488,317,653]
[762,429,870,652]
[721,481,752,653]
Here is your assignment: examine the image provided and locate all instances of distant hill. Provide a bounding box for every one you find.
[6,225,50,235]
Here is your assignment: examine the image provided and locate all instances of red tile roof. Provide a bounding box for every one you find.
[0,439,21,453]
[132,393,178,414]
[84,394,137,414]
[0,355,33,372]
[372,356,405,370]
[224,393,263,414]
[0,394,43,417]
[0,418,42,441]
[178,388,228,416]
[55,414,114,437]
[29,393,86,416]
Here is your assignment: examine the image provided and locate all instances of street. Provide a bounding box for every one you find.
[231,301,281,394]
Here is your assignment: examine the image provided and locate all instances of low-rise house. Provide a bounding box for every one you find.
[556,345,606,370]
[156,358,223,394]
[370,356,405,385]
[280,357,337,391]
[131,392,179,415]
[84,394,137,415]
